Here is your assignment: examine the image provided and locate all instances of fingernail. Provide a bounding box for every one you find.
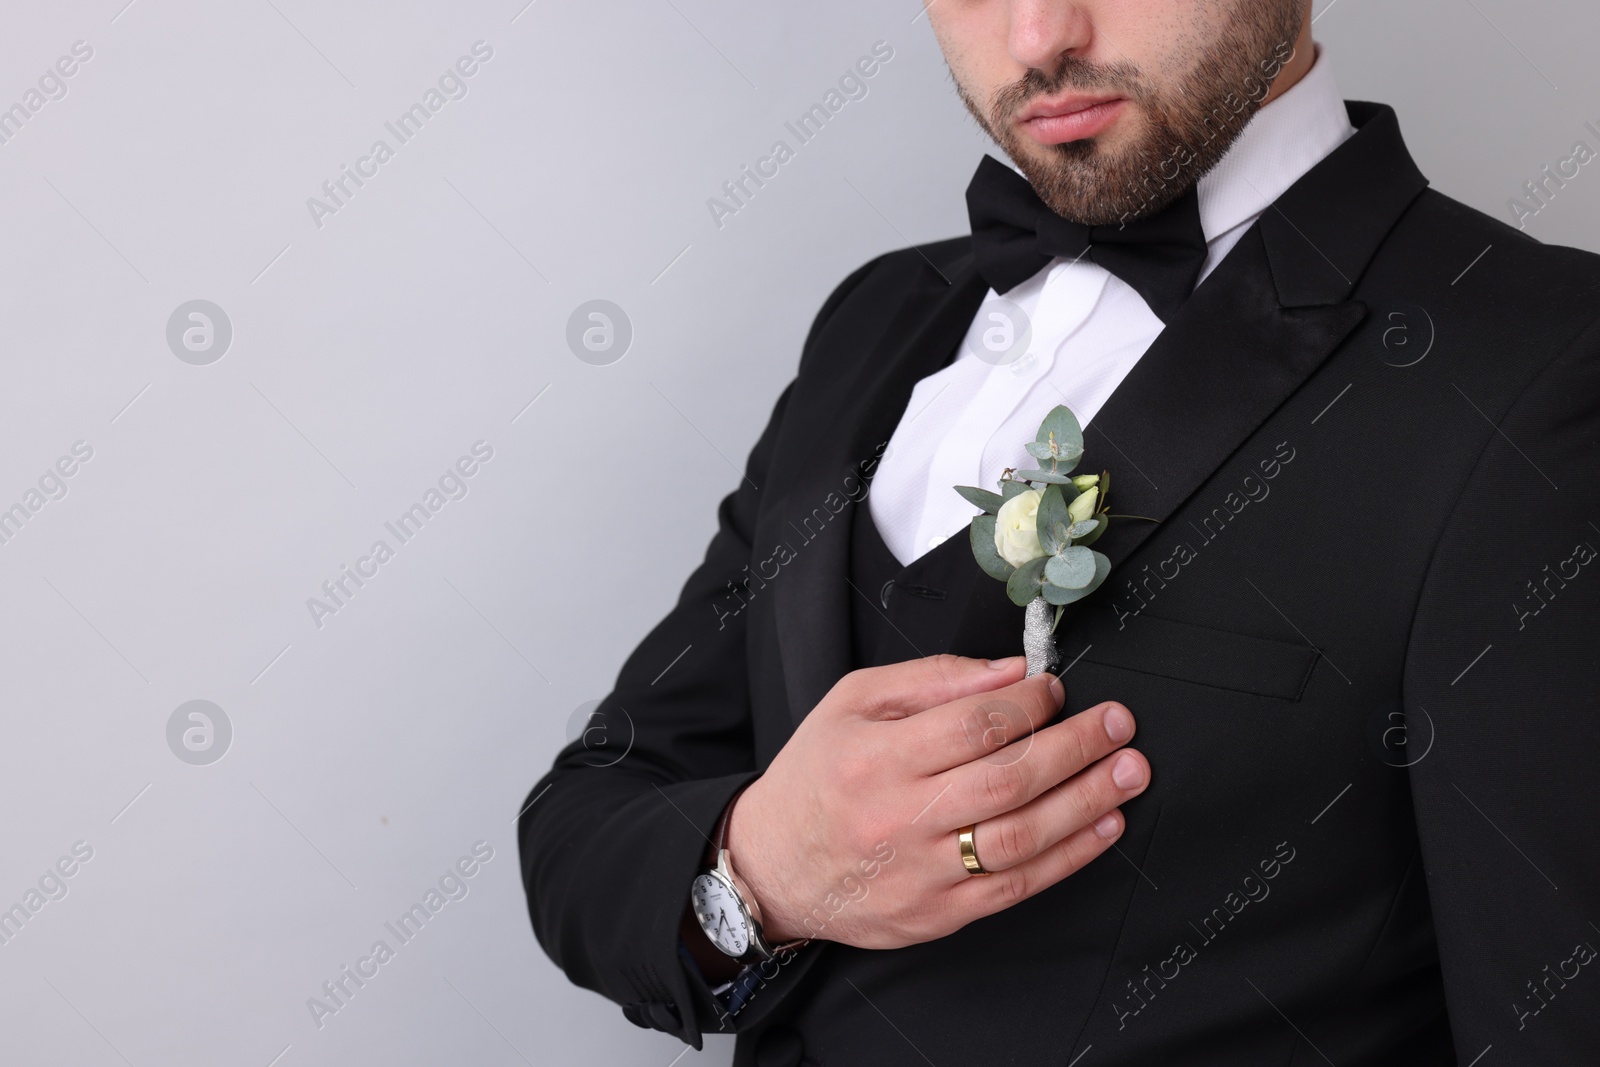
[1112,753,1145,791]
[1103,705,1133,743]
[1093,813,1121,840]
[1047,673,1064,699]
[987,655,1025,670]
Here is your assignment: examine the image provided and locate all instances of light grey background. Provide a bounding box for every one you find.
[0,1,1594,1064]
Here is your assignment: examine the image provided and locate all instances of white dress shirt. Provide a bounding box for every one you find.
[868,48,1356,566]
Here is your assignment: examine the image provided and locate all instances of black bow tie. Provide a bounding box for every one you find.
[965,154,1208,323]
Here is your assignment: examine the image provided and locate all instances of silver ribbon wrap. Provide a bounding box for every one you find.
[1022,595,1059,678]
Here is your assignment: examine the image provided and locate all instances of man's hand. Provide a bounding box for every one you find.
[725,654,1149,949]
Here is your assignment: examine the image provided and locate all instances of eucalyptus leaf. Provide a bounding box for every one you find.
[1075,515,1109,547]
[969,516,1015,581]
[1035,406,1085,464]
[1016,469,1072,484]
[1068,518,1100,540]
[1005,556,1048,606]
[1036,403,1083,439]
[955,485,1005,515]
[1036,484,1071,554]
[1045,545,1096,589]
[1043,551,1111,605]
[1041,581,1074,605]
[1001,479,1031,501]
[1024,441,1057,461]
[1052,603,1066,633]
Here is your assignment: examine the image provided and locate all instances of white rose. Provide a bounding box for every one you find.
[994,489,1045,567]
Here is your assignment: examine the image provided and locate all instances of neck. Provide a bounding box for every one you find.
[1261,9,1318,106]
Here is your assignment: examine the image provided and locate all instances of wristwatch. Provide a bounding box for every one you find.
[690,789,809,963]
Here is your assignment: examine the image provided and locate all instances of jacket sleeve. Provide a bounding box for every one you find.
[1403,310,1600,1057]
[517,255,883,1049]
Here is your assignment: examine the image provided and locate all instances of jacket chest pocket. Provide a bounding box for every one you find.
[1068,611,1322,702]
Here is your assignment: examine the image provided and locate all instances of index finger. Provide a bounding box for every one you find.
[829,653,1028,721]
[895,670,1064,775]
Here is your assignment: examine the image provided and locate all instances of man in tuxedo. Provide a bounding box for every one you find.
[520,0,1600,1062]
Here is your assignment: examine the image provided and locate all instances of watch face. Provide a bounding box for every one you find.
[691,871,751,957]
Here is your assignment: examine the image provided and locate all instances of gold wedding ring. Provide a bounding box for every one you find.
[958,825,990,876]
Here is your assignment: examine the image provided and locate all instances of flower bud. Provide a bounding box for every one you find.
[1067,486,1098,524]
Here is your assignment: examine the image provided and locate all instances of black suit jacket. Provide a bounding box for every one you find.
[520,102,1600,1064]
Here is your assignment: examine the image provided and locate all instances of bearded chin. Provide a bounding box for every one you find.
[1005,127,1190,227]
[966,0,1305,226]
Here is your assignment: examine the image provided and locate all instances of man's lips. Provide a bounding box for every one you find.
[1016,95,1127,145]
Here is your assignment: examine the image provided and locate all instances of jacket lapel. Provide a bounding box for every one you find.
[1083,101,1428,572]
[1079,231,1367,571]
[772,255,991,724]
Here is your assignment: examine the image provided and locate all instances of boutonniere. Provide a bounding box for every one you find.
[954,405,1127,677]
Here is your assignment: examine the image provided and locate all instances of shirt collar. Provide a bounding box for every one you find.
[1195,44,1356,244]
